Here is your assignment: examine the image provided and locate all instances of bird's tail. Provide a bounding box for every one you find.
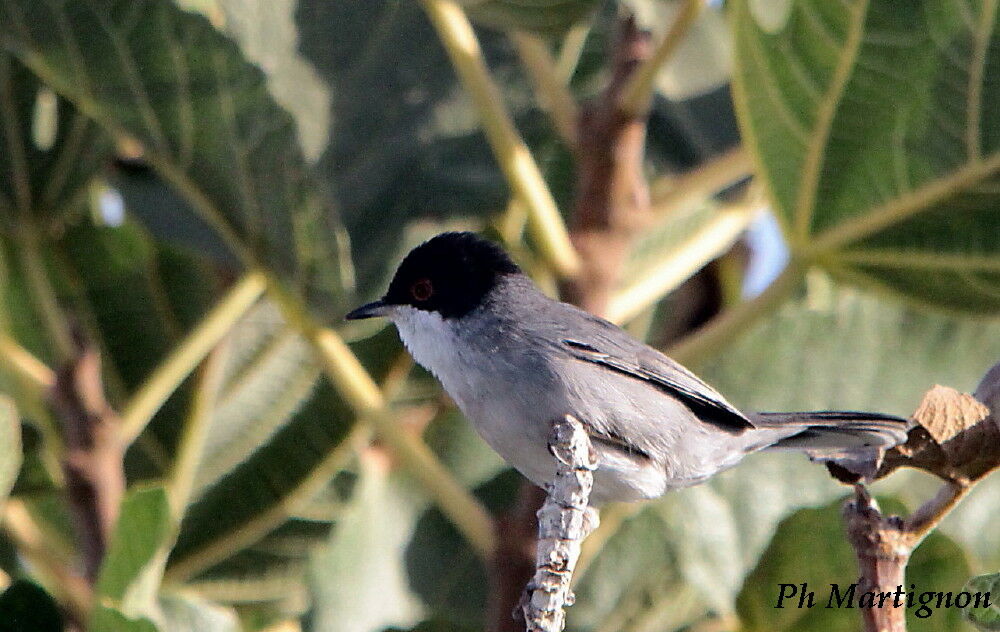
[749,410,910,452]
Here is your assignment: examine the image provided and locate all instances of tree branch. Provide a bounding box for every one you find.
[843,486,909,632]
[49,333,126,583]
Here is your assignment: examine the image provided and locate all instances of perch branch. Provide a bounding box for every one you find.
[521,415,599,631]
[495,18,656,629]
[843,486,909,632]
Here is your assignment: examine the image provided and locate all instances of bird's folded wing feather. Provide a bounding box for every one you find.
[559,332,754,433]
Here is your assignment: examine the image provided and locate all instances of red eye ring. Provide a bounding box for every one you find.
[411,278,433,301]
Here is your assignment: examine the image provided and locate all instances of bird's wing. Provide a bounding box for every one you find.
[556,313,754,433]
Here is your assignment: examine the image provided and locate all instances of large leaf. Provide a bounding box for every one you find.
[96,486,173,620]
[731,0,1000,312]
[963,572,1000,630]
[163,327,401,611]
[459,0,601,35]
[0,0,348,315]
[293,0,521,297]
[305,462,427,632]
[0,53,107,228]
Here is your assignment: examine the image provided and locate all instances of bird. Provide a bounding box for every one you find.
[346,232,908,505]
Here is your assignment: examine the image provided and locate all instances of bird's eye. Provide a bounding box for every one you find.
[411,278,433,302]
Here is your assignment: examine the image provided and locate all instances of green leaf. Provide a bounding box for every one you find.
[190,300,321,497]
[97,486,172,616]
[157,592,240,632]
[458,0,601,35]
[306,463,427,632]
[55,218,219,478]
[89,608,159,632]
[0,53,108,228]
[964,573,1000,631]
[731,0,1000,311]
[293,0,515,297]
[161,328,402,608]
[0,0,348,314]
[737,497,972,632]
[0,396,21,506]
[0,580,62,632]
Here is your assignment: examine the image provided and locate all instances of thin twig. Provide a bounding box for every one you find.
[903,480,971,545]
[556,22,592,82]
[419,0,581,278]
[50,334,126,583]
[619,0,707,116]
[509,30,580,148]
[120,270,266,444]
[167,343,228,521]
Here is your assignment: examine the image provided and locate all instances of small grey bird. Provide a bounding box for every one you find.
[347,232,907,504]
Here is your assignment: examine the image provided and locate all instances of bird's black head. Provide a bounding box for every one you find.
[346,232,521,320]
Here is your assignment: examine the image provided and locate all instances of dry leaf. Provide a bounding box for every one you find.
[871,368,1000,484]
[911,385,989,444]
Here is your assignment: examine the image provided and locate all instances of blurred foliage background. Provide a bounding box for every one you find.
[0,0,997,631]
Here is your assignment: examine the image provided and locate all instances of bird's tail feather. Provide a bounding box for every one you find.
[750,410,910,451]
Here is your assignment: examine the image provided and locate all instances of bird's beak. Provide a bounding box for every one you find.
[345,299,390,320]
